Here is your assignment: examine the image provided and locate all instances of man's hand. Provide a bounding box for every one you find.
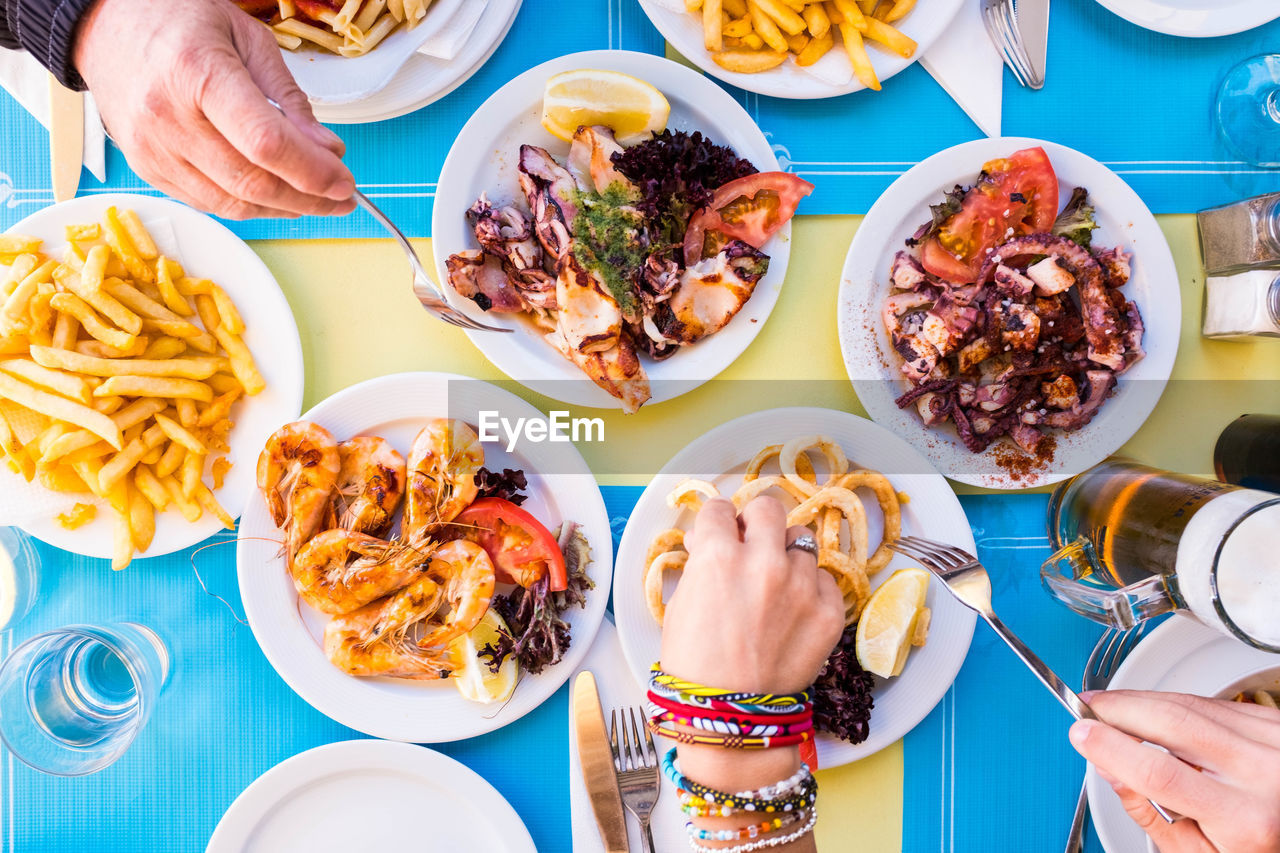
[1070,690,1280,852]
[74,0,356,219]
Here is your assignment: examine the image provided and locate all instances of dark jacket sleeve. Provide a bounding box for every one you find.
[1,0,100,90]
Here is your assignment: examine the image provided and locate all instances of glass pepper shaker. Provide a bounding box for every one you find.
[1198,192,1280,275]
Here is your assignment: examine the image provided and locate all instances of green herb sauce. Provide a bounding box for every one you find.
[570,184,646,316]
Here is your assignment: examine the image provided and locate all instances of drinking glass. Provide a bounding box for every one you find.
[1215,54,1280,168]
[0,527,40,629]
[0,622,169,775]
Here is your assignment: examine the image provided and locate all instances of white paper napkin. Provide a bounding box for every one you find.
[0,49,107,183]
[417,0,488,60]
[569,618,686,853]
[919,0,1003,138]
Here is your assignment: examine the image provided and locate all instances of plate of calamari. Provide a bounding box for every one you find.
[236,372,612,742]
[432,50,811,413]
[613,406,976,768]
[838,138,1180,489]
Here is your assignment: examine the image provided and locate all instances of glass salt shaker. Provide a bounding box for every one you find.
[1202,270,1280,340]
[1198,192,1280,275]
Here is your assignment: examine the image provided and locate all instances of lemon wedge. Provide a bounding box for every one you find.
[855,568,931,679]
[451,609,518,705]
[541,69,670,145]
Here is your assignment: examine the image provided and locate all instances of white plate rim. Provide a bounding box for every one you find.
[235,371,613,742]
[205,739,536,853]
[430,49,792,411]
[612,405,978,768]
[836,136,1181,490]
[312,0,522,124]
[636,0,965,99]
[1085,615,1280,853]
[5,193,304,560]
[1090,0,1280,38]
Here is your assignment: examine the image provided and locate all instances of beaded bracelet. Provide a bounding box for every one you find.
[678,784,817,818]
[647,706,814,738]
[650,666,812,710]
[647,691,814,726]
[662,747,816,812]
[685,807,808,842]
[687,806,818,853]
[648,718,814,749]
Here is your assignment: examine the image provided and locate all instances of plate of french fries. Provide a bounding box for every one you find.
[244,0,466,105]
[0,195,303,569]
[640,0,962,98]
[613,406,976,768]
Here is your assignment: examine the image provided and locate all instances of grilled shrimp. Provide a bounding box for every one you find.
[420,540,496,650]
[289,529,434,615]
[257,422,341,567]
[334,436,407,537]
[323,574,454,680]
[404,419,484,540]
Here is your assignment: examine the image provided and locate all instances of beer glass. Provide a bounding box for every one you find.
[1041,459,1280,652]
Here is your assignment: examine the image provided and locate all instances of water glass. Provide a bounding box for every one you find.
[0,527,40,629]
[1215,54,1280,168]
[0,623,169,775]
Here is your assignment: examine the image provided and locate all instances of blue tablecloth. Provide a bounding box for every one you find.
[1,0,1278,239]
[5,489,1123,852]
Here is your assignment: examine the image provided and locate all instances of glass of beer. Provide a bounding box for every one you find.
[1042,459,1280,652]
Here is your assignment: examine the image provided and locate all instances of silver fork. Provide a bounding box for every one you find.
[610,706,661,853]
[1064,623,1151,853]
[887,535,1174,824]
[981,0,1042,89]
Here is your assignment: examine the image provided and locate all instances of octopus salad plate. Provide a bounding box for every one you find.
[432,50,798,413]
[837,138,1180,490]
[236,372,612,742]
[613,407,977,769]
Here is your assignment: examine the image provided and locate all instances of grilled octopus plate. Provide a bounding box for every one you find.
[431,50,791,412]
[837,138,1180,490]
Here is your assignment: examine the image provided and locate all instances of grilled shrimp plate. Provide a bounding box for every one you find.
[404,419,484,539]
[290,529,434,615]
[323,574,454,680]
[257,422,341,567]
[334,436,407,537]
[420,539,496,650]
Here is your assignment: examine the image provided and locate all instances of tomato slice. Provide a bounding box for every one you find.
[683,172,815,263]
[918,147,1060,284]
[452,498,567,591]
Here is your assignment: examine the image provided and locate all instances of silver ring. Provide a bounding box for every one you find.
[786,533,819,558]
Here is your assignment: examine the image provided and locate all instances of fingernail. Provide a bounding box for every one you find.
[1068,720,1093,749]
[325,177,355,200]
[1080,690,1099,702]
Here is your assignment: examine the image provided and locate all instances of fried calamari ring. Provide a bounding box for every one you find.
[830,470,901,574]
[787,487,869,576]
[780,435,848,496]
[645,528,685,569]
[730,475,811,510]
[817,507,842,554]
[745,443,815,484]
[644,550,688,625]
[667,479,720,514]
[819,548,870,625]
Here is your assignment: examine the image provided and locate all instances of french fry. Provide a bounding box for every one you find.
[117,209,158,260]
[704,0,724,50]
[754,0,807,33]
[154,440,185,479]
[839,21,880,90]
[128,485,156,552]
[92,396,124,415]
[94,375,214,403]
[861,16,916,56]
[51,266,142,333]
[747,0,790,50]
[0,372,121,448]
[0,358,93,403]
[197,389,241,428]
[0,236,40,257]
[155,257,193,317]
[193,294,221,339]
[206,373,243,395]
[51,312,78,350]
[796,31,834,64]
[49,293,135,351]
[98,424,166,490]
[103,207,152,284]
[134,466,170,511]
[139,445,163,466]
[160,473,201,522]
[141,337,188,361]
[181,449,204,498]
[29,346,225,380]
[714,48,788,72]
[0,335,30,355]
[194,483,235,530]
[74,337,149,359]
[723,0,747,13]
[786,31,811,53]
[210,286,244,335]
[155,413,207,454]
[65,223,100,242]
[175,398,198,430]
[80,245,111,293]
[211,327,265,396]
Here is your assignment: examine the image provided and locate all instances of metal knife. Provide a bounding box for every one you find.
[48,74,84,203]
[1015,0,1049,90]
[573,671,629,853]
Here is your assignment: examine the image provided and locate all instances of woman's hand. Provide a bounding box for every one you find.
[1070,689,1280,852]
[74,0,357,220]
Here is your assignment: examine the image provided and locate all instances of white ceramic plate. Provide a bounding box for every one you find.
[313,0,521,124]
[236,372,612,742]
[282,0,465,105]
[613,407,977,769]
[837,137,1180,490]
[1092,0,1280,37]
[1086,616,1280,853]
[5,194,303,560]
[206,740,535,853]
[637,0,964,99]
[431,50,792,411]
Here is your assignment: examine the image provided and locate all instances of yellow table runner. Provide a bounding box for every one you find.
[250,214,1279,851]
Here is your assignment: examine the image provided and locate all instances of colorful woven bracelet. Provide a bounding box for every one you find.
[648,718,814,750]
[662,747,816,812]
[647,706,814,739]
[647,690,814,726]
[687,806,818,853]
[685,808,808,842]
[650,666,812,708]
